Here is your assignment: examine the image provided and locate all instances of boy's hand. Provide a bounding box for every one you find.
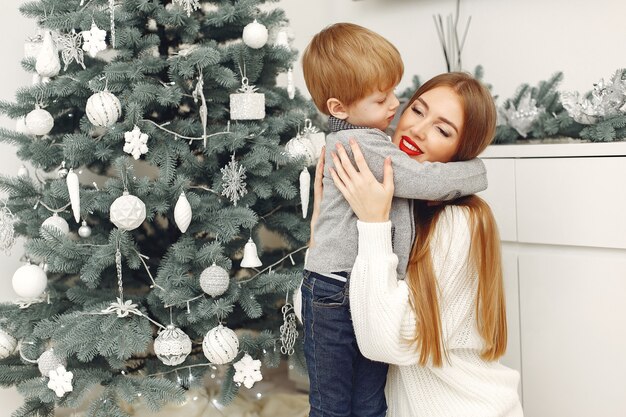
[309,146,325,248]
[330,139,394,222]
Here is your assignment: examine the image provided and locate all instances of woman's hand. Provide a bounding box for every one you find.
[330,139,394,222]
[309,146,325,248]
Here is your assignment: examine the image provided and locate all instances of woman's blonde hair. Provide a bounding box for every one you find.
[404,72,506,366]
[302,23,403,114]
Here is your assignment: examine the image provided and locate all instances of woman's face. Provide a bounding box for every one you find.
[392,86,463,163]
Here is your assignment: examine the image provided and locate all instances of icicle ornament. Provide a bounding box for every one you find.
[66,169,81,223]
[299,168,310,219]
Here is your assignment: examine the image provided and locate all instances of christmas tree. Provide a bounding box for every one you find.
[0,1,320,415]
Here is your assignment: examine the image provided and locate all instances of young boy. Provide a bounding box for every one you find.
[300,23,488,417]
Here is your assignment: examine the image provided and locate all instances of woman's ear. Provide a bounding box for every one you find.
[327,98,349,120]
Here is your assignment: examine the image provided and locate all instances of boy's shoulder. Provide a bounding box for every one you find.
[327,127,391,145]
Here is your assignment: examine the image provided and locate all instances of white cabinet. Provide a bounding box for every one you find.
[479,142,626,417]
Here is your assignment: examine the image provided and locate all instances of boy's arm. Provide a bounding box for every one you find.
[355,131,488,200]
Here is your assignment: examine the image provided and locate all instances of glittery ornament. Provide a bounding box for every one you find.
[85,91,122,127]
[35,31,61,78]
[0,205,18,254]
[233,354,263,389]
[38,349,67,377]
[154,325,193,366]
[57,161,68,179]
[0,329,17,359]
[123,125,149,159]
[287,67,295,100]
[56,30,86,71]
[202,324,239,364]
[78,220,92,238]
[41,213,70,237]
[12,264,47,299]
[192,74,209,146]
[280,301,298,355]
[560,70,626,124]
[299,168,310,219]
[303,119,326,159]
[110,191,146,230]
[230,77,265,120]
[173,0,201,17]
[241,237,262,268]
[66,169,81,223]
[220,155,247,206]
[174,192,192,233]
[25,106,54,136]
[285,133,316,166]
[199,263,230,297]
[242,20,268,49]
[47,365,73,397]
[500,91,544,138]
[82,21,107,58]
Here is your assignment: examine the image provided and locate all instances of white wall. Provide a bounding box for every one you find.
[1,0,624,413]
[280,0,626,101]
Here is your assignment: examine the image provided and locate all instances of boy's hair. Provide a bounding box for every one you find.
[302,23,403,115]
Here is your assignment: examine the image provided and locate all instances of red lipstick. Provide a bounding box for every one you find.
[399,135,423,156]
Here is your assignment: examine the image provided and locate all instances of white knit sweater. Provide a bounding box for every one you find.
[350,206,523,417]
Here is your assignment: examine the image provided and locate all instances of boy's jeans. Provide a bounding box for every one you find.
[301,269,388,417]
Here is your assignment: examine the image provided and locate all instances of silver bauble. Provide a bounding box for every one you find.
[85,91,122,127]
[78,220,92,238]
[242,20,268,49]
[25,107,54,136]
[41,213,70,237]
[154,325,193,366]
[199,263,230,297]
[110,191,146,231]
[0,329,17,359]
[202,324,239,364]
[38,348,66,377]
[285,135,316,166]
[12,264,47,299]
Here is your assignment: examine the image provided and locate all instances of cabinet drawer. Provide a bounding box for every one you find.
[479,159,517,242]
[515,157,626,249]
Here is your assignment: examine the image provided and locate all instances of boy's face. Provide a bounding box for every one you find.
[344,88,400,131]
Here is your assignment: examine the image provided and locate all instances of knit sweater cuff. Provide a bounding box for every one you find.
[356,221,394,258]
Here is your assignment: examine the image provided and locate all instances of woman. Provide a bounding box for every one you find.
[313,72,523,416]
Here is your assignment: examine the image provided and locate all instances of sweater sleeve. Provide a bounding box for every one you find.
[349,221,423,366]
[355,131,488,201]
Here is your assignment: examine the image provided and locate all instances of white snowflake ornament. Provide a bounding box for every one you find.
[233,354,262,389]
[82,22,107,58]
[123,126,149,159]
[47,365,73,397]
[221,154,247,206]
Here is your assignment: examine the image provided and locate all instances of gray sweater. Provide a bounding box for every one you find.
[305,118,488,280]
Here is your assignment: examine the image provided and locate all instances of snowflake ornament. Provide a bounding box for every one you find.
[221,154,247,206]
[81,21,107,58]
[123,126,149,159]
[233,354,262,389]
[47,365,74,397]
[173,0,201,17]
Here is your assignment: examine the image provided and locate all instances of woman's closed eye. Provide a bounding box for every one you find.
[411,105,424,116]
[436,126,451,137]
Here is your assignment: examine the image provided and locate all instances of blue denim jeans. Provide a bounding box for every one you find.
[301,270,388,417]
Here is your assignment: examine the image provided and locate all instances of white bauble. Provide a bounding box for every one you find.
[85,91,122,127]
[17,165,28,177]
[78,220,92,238]
[202,324,239,364]
[199,263,230,297]
[0,329,17,359]
[38,349,66,377]
[154,325,192,366]
[41,213,70,237]
[35,31,61,78]
[12,264,47,299]
[174,192,192,233]
[25,107,54,136]
[242,20,268,49]
[285,135,316,166]
[110,191,146,230]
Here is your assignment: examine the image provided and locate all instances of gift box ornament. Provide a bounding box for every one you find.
[230,77,265,120]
